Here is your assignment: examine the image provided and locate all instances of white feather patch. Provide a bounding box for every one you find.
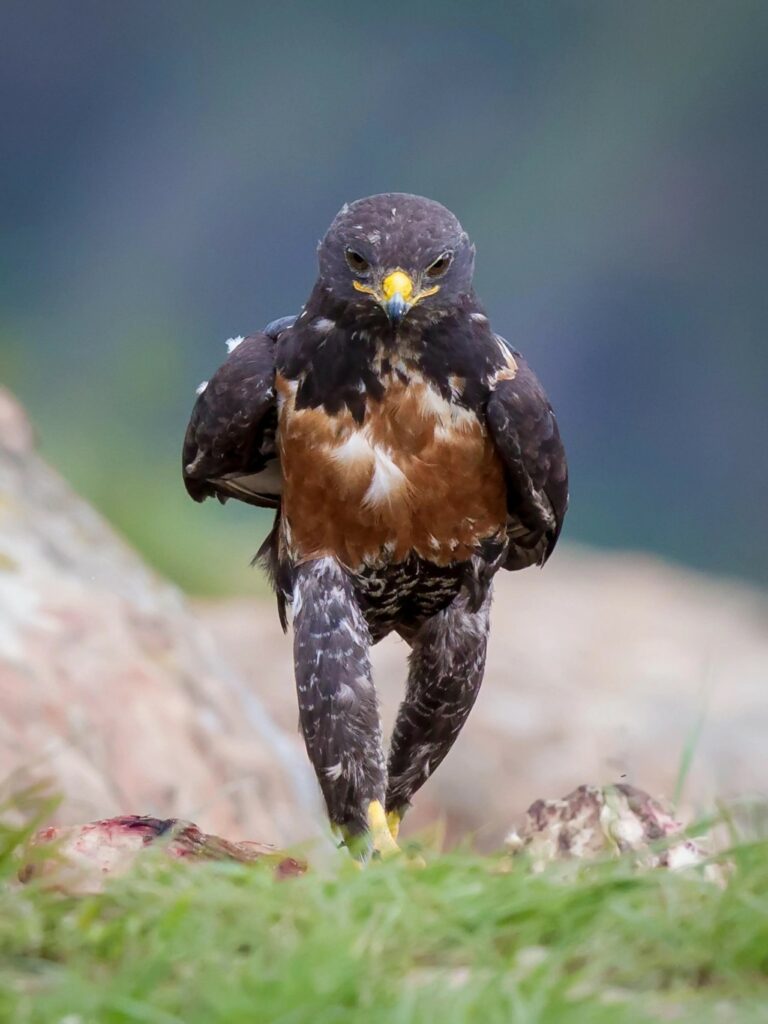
[418,385,451,421]
[490,335,519,385]
[419,385,477,432]
[362,447,408,508]
[196,380,208,395]
[226,335,245,353]
[330,432,374,465]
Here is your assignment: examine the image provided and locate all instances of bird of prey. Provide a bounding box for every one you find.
[183,193,568,857]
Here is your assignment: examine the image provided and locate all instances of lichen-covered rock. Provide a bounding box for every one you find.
[506,784,718,877]
[0,388,317,845]
[22,815,306,893]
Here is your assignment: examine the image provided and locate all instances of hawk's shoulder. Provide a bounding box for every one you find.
[182,319,295,508]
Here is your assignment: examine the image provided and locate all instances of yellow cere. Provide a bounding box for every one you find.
[381,270,414,301]
[352,271,440,305]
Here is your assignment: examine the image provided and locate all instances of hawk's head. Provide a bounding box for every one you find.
[317,193,475,325]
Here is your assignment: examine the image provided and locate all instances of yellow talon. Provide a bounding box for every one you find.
[367,800,401,859]
[336,802,405,861]
[386,809,402,841]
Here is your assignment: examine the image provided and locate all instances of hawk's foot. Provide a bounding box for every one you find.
[335,800,401,861]
[386,807,404,841]
[372,802,426,867]
[367,800,401,860]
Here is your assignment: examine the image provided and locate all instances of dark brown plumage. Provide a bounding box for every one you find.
[182,194,568,856]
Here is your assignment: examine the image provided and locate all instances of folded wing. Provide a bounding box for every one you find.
[182,326,289,509]
[485,341,569,570]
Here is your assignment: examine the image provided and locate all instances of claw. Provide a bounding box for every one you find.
[335,800,401,861]
[386,808,402,841]
[367,800,401,859]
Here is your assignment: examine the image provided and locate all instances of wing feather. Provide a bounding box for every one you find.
[485,342,568,570]
[182,331,281,508]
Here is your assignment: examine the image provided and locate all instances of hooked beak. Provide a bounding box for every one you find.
[381,270,413,323]
[383,292,409,323]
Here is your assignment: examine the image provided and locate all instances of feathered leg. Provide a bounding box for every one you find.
[385,588,492,834]
[292,557,397,857]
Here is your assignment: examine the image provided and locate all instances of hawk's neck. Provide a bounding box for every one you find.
[276,294,500,421]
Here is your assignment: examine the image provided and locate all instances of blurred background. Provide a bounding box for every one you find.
[1,1,767,845]
[3,0,767,593]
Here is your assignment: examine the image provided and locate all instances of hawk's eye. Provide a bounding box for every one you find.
[345,248,370,275]
[425,251,453,278]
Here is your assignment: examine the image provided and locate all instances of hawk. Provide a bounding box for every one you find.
[183,194,568,857]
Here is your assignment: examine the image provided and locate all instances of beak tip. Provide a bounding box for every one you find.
[384,295,409,323]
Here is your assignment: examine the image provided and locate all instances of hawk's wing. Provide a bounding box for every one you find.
[485,340,569,570]
[182,318,296,509]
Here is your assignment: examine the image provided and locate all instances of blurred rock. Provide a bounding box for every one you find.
[0,389,316,845]
[505,783,715,876]
[0,389,35,455]
[22,815,306,894]
[200,547,768,849]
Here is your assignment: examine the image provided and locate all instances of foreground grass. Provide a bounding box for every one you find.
[1,817,768,1023]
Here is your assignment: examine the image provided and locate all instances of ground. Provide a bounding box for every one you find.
[2,793,768,1023]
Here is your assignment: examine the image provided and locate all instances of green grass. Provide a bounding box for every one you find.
[1,797,768,1023]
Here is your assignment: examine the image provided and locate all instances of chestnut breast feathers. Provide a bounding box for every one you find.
[276,370,507,568]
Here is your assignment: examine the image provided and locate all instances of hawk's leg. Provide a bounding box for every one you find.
[385,589,492,832]
[292,558,396,857]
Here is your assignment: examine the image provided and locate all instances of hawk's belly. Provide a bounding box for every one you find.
[276,372,507,569]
